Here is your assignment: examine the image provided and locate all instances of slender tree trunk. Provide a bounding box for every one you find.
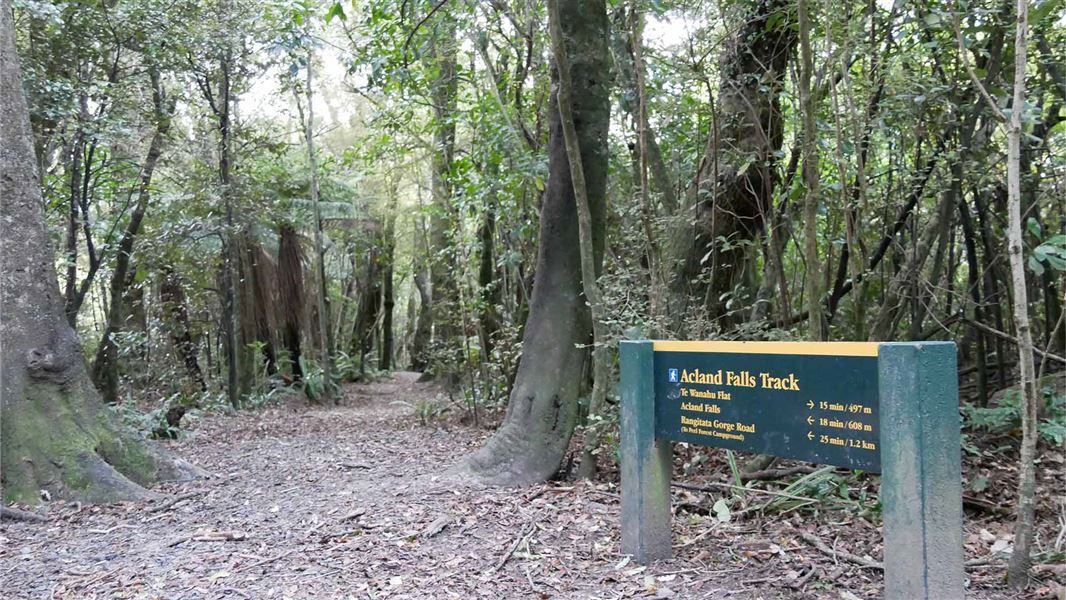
[380,241,395,370]
[975,188,1010,387]
[871,192,952,341]
[62,131,85,327]
[410,266,432,371]
[216,47,240,409]
[477,194,500,357]
[159,269,206,393]
[1005,0,1038,585]
[630,3,665,333]
[798,0,825,341]
[0,0,199,502]
[462,0,609,486]
[92,69,174,403]
[608,6,676,215]
[958,192,989,405]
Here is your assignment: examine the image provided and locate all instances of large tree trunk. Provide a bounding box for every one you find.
[674,0,796,326]
[351,238,384,374]
[277,224,306,380]
[461,0,609,486]
[0,1,199,503]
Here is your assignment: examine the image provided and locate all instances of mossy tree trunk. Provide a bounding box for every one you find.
[1,1,200,503]
[673,0,796,327]
[462,0,609,486]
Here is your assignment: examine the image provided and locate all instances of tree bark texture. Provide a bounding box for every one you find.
[426,12,459,370]
[277,224,306,380]
[462,0,609,486]
[1006,0,1038,584]
[1,1,199,502]
[675,0,796,326]
[797,0,825,341]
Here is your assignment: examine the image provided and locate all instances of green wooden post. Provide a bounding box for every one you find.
[620,340,672,563]
[879,342,963,599]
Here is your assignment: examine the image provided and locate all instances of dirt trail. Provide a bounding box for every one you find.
[2,374,1017,599]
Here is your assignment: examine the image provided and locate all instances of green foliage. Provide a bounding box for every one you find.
[963,384,1066,445]
[1027,228,1066,276]
[414,398,445,426]
[298,356,336,401]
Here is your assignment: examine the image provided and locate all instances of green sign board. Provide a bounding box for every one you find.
[652,341,880,471]
[619,340,964,600]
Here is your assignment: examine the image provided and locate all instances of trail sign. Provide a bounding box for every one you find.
[653,341,880,471]
[620,340,963,600]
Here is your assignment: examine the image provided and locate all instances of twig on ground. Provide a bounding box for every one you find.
[419,513,452,538]
[147,490,207,514]
[799,531,883,570]
[676,524,720,548]
[341,507,366,522]
[74,567,120,590]
[788,565,818,588]
[237,548,298,572]
[168,530,247,547]
[962,495,1011,516]
[88,524,138,535]
[493,521,535,573]
[741,465,818,482]
[673,481,816,503]
[525,485,573,502]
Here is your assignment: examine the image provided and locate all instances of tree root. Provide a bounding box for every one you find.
[0,506,48,522]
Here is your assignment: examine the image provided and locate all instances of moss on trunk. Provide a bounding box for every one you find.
[3,378,198,504]
[1,0,201,504]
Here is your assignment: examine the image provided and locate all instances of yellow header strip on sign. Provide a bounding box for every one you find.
[651,340,880,357]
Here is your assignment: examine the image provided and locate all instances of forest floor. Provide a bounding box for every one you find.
[2,373,1063,599]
